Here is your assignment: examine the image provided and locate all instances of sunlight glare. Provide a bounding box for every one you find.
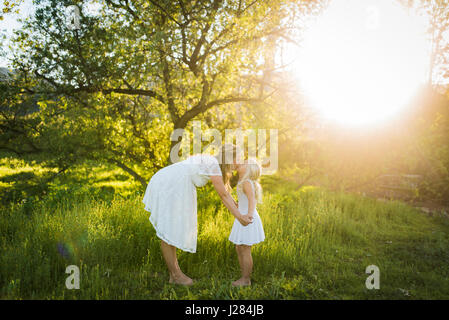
[290,0,430,126]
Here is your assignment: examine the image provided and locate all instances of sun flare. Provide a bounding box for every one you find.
[289,0,430,126]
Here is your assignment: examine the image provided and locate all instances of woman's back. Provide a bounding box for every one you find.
[182,154,222,187]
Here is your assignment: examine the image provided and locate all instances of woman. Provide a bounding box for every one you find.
[142,144,252,285]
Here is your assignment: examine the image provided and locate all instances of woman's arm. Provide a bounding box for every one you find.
[242,181,256,219]
[210,175,253,226]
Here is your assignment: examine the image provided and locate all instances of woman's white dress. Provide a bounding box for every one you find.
[142,154,222,253]
[229,180,265,246]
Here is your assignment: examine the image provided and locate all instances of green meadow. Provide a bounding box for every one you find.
[1,159,449,299]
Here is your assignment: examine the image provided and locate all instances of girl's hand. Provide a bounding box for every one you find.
[238,214,253,226]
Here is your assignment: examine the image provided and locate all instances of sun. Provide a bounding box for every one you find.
[288,0,430,126]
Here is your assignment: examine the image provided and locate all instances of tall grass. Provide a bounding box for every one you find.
[1,183,449,299]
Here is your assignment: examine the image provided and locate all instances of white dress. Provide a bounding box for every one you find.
[142,154,222,253]
[229,180,265,246]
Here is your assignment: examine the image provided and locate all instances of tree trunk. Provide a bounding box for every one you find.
[109,159,148,189]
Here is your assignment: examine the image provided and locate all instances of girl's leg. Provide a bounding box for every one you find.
[160,240,193,285]
[232,245,252,286]
[235,245,244,274]
[240,245,253,281]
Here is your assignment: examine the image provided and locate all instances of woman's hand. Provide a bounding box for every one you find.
[238,214,253,226]
[210,175,241,216]
[210,176,253,226]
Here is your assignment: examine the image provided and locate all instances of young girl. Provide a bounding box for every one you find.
[229,158,265,286]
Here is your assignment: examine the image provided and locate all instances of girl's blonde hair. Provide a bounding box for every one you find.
[238,158,263,203]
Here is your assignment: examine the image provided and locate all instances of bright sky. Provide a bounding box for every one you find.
[0,0,35,68]
[0,0,101,68]
[0,0,440,127]
[283,0,432,126]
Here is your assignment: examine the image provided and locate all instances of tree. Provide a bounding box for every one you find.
[416,0,449,87]
[1,0,322,189]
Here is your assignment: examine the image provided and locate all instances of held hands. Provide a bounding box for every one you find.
[238,214,253,226]
[224,191,252,226]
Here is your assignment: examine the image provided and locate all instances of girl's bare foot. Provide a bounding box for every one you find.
[169,272,194,286]
[232,278,251,287]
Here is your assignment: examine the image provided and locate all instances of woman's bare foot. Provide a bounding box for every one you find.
[169,272,194,286]
[232,278,251,287]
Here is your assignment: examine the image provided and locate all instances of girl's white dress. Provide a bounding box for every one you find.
[229,180,265,245]
[142,154,222,253]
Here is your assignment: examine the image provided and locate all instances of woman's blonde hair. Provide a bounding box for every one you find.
[215,143,241,192]
[238,158,263,203]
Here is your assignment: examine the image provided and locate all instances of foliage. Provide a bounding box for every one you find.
[0,0,23,21]
[417,0,449,86]
[1,0,323,188]
[0,156,140,205]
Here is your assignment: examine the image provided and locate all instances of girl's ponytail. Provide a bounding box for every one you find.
[253,180,263,204]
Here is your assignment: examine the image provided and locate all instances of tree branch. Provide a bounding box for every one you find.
[176,95,263,128]
[107,158,147,188]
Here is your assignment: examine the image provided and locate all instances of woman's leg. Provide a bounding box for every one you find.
[160,240,193,285]
[232,245,252,286]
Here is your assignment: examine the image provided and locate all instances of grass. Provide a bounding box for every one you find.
[1,171,449,299]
